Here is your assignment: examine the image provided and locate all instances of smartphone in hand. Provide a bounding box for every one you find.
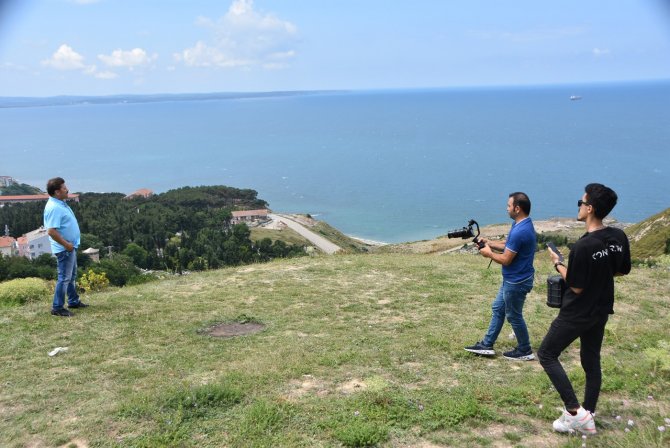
[546,242,564,262]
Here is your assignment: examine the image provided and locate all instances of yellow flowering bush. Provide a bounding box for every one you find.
[79,269,110,293]
[0,278,51,306]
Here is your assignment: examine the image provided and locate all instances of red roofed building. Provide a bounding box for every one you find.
[0,236,18,257]
[17,236,29,258]
[0,194,79,205]
[124,188,154,199]
[231,209,270,225]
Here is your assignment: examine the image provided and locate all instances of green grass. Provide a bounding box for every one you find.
[249,226,312,247]
[625,207,670,259]
[0,253,668,447]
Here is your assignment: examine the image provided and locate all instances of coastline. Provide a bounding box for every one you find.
[361,217,632,255]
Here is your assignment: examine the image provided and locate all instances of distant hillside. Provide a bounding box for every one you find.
[0,183,43,196]
[625,207,670,259]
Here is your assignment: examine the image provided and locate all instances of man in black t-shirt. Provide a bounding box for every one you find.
[539,183,631,436]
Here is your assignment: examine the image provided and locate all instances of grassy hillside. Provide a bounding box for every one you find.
[249,226,312,247]
[249,215,372,254]
[625,207,670,259]
[1,253,668,447]
[310,220,374,253]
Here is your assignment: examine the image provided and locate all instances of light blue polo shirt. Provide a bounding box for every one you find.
[43,196,81,253]
[502,217,536,283]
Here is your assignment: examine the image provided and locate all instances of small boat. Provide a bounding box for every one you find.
[570,95,582,101]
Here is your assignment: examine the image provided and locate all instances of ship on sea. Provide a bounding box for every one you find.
[570,95,582,101]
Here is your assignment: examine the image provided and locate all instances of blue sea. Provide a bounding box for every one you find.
[1,81,669,243]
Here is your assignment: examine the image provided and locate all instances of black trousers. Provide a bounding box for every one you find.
[537,313,609,412]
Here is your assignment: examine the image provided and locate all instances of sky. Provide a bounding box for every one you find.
[0,0,669,97]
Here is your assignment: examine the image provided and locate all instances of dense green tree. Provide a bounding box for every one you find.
[122,243,149,269]
[0,185,304,281]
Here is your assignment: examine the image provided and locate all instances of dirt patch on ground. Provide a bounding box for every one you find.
[206,322,266,338]
[59,439,89,448]
[337,378,368,394]
[284,374,330,401]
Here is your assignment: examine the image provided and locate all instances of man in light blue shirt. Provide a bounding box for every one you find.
[464,192,537,360]
[44,177,88,316]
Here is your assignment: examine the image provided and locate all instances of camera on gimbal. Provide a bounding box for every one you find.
[447,219,486,249]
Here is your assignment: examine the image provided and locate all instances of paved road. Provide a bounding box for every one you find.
[269,214,342,254]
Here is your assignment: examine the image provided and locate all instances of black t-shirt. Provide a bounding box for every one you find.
[593,226,632,277]
[559,227,631,320]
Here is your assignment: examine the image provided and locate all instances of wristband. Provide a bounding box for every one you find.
[554,261,565,271]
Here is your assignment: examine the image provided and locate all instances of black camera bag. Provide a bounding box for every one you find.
[546,275,565,308]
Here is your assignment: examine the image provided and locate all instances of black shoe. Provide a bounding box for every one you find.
[51,308,74,317]
[68,302,89,309]
[464,341,495,356]
[503,347,535,361]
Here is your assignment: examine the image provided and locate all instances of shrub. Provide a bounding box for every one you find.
[536,233,569,251]
[122,243,149,269]
[97,255,140,287]
[0,278,51,306]
[79,269,110,293]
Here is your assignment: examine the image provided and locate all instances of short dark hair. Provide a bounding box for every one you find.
[46,177,65,197]
[509,192,531,215]
[584,183,618,219]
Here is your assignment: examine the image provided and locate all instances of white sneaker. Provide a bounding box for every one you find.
[552,407,597,435]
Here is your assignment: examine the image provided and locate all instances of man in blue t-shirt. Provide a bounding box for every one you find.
[44,177,88,316]
[464,192,537,360]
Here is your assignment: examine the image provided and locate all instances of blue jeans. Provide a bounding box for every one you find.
[482,276,534,352]
[52,249,81,310]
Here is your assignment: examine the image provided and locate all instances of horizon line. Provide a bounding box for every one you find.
[1,77,669,101]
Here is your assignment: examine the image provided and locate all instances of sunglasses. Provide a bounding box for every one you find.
[578,199,590,207]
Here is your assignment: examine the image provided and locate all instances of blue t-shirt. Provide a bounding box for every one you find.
[43,197,81,253]
[502,217,536,282]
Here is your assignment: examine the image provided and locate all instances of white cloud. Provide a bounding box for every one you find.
[42,44,118,80]
[42,44,86,70]
[174,41,252,68]
[592,47,611,57]
[98,48,157,68]
[176,0,298,69]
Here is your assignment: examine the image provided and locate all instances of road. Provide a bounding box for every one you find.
[268,214,342,254]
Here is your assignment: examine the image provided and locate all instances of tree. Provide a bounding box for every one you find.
[122,243,149,268]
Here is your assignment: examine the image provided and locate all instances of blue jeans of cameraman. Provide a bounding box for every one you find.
[482,276,534,352]
[52,249,81,310]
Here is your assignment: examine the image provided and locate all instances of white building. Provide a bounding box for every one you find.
[0,176,16,187]
[24,227,52,259]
